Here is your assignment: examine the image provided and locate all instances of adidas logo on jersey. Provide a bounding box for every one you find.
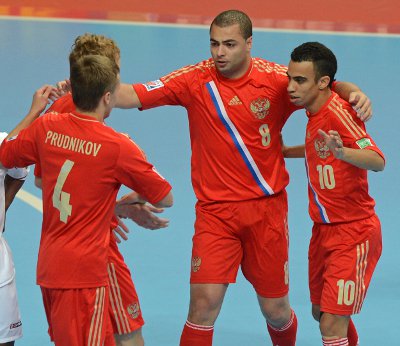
[228,95,242,105]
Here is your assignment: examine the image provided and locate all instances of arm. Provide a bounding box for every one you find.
[6,85,55,139]
[116,190,173,209]
[280,134,305,158]
[116,83,142,109]
[4,175,25,211]
[334,81,372,121]
[318,129,385,171]
[282,143,305,158]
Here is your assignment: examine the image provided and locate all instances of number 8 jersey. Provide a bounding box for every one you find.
[305,92,384,224]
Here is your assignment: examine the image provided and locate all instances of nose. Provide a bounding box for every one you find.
[287,79,295,93]
[217,45,225,57]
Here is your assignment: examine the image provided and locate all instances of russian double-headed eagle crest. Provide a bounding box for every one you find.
[250,97,270,119]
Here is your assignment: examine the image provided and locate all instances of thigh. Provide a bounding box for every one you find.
[309,223,325,306]
[41,286,112,346]
[108,246,144,335]
[241,192,289,298]
[320,215,382,315]
[0,278,22,343]
[190,202,242,284]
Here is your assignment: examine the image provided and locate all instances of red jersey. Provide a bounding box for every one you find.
[305,92,384,224]
[133,57,299,203]
[0,112,171,288]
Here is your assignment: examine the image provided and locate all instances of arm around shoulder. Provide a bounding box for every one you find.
[116,83,142,109]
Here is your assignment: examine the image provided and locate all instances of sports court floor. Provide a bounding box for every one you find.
[0,6,399,346]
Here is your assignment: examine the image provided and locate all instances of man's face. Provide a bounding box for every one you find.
[210,23,252,79]
[287,60,320,110]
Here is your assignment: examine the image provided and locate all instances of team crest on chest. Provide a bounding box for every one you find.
[250,97,270,119]
[314,138,331,159]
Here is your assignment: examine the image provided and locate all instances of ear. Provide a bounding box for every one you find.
[103,91,112,105]
[318,76,331,90]
[246,36,253,50]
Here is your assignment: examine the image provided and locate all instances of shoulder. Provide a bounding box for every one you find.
[161,58,215,83]
[328,93,365,131]
[252,58,288,77]
[46,93,75,114]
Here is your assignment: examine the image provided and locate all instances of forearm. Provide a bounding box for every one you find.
[340,148,384,171]
[6,109,41,139]
[334,81,360,100]
[4,175,25,211]
[283,144,305,158]
[116,83,142,108]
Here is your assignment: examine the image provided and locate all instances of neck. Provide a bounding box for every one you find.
[75,108,105,122]
[307,89,332,114]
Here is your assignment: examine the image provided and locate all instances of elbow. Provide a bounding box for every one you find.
[372,157,385,172]
[154,192,173,208]
[374,160,385,172]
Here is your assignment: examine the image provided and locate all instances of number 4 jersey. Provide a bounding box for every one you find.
[305,92,384,224]
[0,112,171,288]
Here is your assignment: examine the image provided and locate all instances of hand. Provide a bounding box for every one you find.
[56,79,71,95]
[29,85,56,116]
[317,129,344,159]
[348,91,372,122]
[115,202,169,230]
[112,216,130,243]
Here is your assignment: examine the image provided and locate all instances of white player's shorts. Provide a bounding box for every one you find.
[0,277,22,342]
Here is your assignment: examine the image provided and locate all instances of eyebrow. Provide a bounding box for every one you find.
[210,38,238,44]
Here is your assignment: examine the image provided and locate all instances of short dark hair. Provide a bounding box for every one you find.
[210,10,252,40]
[70,55,120,111]
[291,42,337,87]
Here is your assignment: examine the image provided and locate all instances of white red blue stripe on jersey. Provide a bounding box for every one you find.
[305,156,330,223]
[206,81,274,196]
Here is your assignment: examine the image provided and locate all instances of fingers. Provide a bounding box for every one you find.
[349,92,372,122]
[317,129,329,139]
[146,205,164,213]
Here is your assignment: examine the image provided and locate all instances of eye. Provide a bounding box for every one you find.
[226,43,235,48]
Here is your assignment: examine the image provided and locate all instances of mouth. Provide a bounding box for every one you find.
[216,60,228,68]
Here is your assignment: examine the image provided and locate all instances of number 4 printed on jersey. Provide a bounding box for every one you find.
[53,160,74,223]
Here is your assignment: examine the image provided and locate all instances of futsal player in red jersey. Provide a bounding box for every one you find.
[109,9,375,346]
[35,33,170,346]
[0,55,173,346]
[287,42,384,346]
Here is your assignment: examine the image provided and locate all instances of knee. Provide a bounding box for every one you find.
[259,296,292,327]
[187,285,226,325]
[115,329,144,346]
[319,313,349,338]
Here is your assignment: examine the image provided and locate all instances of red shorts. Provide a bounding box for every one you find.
[108,239,144,335]
[309,214,382,315]
[41,286,113,346]
[191,191,289,298]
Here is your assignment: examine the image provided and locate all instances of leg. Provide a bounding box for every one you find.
[320,313,350,339]
[107,243,145,346]
[180,283,228,346]
[115,329,144,346]
[188,283,228,325]
[0,271,22,346]
[258,294,297,346]
[258,294,292,327]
